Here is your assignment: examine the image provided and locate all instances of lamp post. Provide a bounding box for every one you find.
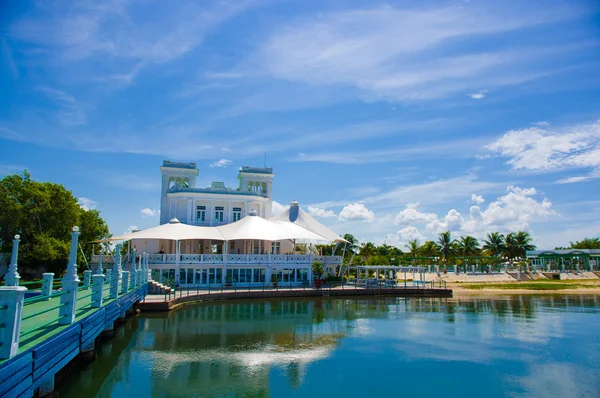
[5,235,21,286]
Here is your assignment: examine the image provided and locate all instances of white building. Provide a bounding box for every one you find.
[94,160,343,288]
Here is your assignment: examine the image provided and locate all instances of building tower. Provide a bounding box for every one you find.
[237,166,275,217]
[159,161,199,224]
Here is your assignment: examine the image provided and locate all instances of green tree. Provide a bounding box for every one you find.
[0,171,109,275]
[569,238,600,249]
[366,254,390,266]
[311,260,324,279]
[405,239,420,257]
[483,232,505,257]
[436,231,456,263]
[504,231,535,261]
[358,242,377,258]
[419,240,440,259]
[456,236,480,257]
[342,233,359,253]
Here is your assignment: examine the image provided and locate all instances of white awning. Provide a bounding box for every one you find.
[217,211,329,241]
[271,201,348,243]
[109,218,225,242]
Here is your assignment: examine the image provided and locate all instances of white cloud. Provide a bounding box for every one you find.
[471,194,485,205]
[536,121,550,127]
[468,89,488,99]
[125,225,139,234]
[486,120,600,182]
[396,226,426,243]
[78,197,97,211]
[339,203,375,222]
[258,4,586,101]
[271,201,289,216]
[210,159,232,168]
[307,206,336,218]
[140,208,160,217]
[426,209,465,233]
[394,206,437,225]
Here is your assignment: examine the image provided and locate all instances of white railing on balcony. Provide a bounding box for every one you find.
[91,254,342,265]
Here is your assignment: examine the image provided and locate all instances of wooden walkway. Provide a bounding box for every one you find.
[0,283,147,398]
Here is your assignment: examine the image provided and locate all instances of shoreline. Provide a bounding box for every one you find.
[450,285,600,296]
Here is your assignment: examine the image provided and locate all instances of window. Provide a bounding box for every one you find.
[233,207,242,222]
[215,206,224,222]
[271,242,281,254]
[196,206,206,222]
[253,240,260,254]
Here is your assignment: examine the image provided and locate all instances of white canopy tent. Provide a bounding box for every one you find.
[109,218,225,242]
[217,211,328,242]
[271,201,348,243]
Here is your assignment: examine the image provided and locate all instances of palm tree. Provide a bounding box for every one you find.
[456,236,480,257]
[504,232,518,261]
[343,233,359,253]
[482,232,505,257]
[405,239,420,257]
[359,242,377,258]
[514,231,535,259]
[419,240,440,260]
[437,231,456,266]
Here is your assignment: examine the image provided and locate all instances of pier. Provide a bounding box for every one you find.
[0,229,149,398]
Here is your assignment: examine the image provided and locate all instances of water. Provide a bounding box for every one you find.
[58,295,600,398]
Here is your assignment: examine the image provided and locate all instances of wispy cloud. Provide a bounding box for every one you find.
[140,208,160,217]
[1,38,19,78]
[210,159,232,168]
[468,90,488,99]
[78,197,97,211]
[10,0,260,84]
[38,86,87,125]
[486,119,600,182]
[255,2,591,102]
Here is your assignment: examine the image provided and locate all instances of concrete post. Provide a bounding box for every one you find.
[91,274,105,308]
[144,253,149,283]
[121,271,130,294]
[59,227,81,325]
[4,235,21,286]
[0,286,27,359]
[106,268,112,285]
[131,249,138,287]
[454,264,457,275]
[83,270,92,289]
[110,245,122,299]
[95,252,103,275]
[41,273,54,299]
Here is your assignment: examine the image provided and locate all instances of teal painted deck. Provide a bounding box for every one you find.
[0,282,147,398]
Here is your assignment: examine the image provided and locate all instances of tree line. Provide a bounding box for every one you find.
[0,172,108,276]
[316,231,600,266]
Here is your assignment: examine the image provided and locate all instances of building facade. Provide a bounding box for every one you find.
[95,160,342,288]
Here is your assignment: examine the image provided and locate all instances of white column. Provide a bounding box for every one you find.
[41,273,54,298]
[96,252,104,275]
[59,227,81,325]
[5,235,21,286]
[0,286,27,359]
[187,199,193,224]
[110,244,122,299]
[83,270,92,289]
[91,274,105,308]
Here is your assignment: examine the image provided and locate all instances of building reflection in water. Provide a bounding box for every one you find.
[57,295,600,398]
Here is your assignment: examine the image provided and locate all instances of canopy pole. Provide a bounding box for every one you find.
[339,242,348,276]
[175,239,180,286]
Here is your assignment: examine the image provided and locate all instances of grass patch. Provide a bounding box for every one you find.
[460,280,598,291]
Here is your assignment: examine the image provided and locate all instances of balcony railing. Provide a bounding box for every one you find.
[91,254,342,266]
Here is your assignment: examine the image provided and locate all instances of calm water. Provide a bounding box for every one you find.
[58,295,600,398]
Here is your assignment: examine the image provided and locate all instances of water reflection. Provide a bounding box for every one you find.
[59,295,600,398]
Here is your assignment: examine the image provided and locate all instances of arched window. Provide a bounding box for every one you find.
[176,177,182,187]
[183,178,189,188]
[168,177,175,190]
[248,181,253,192]
[261,182,267,194]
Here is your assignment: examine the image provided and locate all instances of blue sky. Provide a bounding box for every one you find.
[1,0,599,249]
